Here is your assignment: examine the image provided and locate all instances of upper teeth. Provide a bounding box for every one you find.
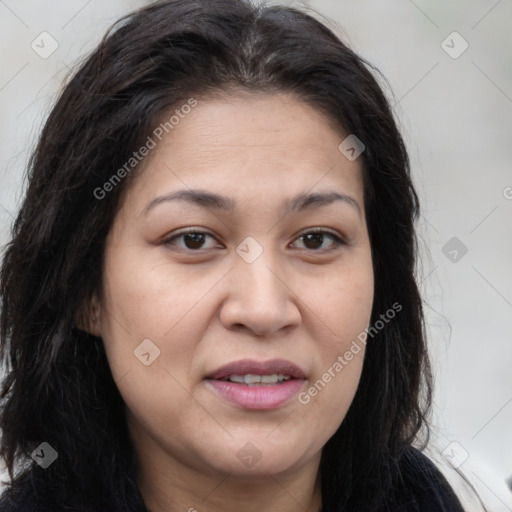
[226,374,291,384]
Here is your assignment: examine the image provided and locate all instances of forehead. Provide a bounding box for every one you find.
[123,93,364,211]
[164,93,344,161]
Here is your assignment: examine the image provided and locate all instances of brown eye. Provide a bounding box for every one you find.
[292,230,345,251]
[182,233,207,249]
[302,233,324,249]
[163,229,220,251]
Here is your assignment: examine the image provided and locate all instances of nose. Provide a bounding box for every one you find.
[219,249,301,337]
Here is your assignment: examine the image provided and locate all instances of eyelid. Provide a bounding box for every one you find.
[162,227,223,248]
[294,227,345,240]
[162,227,348,252]
[290,227,347,250]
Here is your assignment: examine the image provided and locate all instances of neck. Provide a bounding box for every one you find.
[131,424,322,512]
[138,469,322,512]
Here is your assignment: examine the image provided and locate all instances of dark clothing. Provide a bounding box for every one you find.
[0,447,465,511]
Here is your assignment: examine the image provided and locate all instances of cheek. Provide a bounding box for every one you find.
[98,243,235,426]
[296,257,373,425]
[309,255,374,348]
[97,256,206,440]
[99,243,222,355]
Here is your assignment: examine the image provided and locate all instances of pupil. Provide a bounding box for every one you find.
[304,233,323,249]
[184,233,205,249]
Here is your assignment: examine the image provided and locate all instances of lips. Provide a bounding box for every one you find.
[207,359,306,381]
[205,359,306,410]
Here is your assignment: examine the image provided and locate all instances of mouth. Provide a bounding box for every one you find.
[217,373,293,385]
[205,359,306,409]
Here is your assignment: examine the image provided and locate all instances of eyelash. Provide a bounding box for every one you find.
[162,227,347,252]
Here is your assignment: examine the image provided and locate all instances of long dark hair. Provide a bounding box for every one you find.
[0,0,431,510]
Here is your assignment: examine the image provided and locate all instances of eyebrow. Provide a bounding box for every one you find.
[288,191,361,217]
[142,190,235,215]
[142,189,361,217]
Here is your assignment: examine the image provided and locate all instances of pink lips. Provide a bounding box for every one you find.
[206,359,306,410]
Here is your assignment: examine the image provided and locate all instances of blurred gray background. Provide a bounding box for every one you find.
[0,1,511,510]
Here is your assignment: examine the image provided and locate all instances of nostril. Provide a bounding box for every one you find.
[231,324,265,337]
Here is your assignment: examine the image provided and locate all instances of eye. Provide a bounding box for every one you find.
[291,229,345,251]
[163,228,221,250]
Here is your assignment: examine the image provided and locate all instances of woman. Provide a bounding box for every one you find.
[0,0,466,510]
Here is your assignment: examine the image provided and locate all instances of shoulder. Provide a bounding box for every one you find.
[0,469,147,512]
[0,475,56,512]
[390,446,466,512]
[0,472,72,512]
[0,480,54,512]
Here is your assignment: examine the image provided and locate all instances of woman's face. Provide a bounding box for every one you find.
[97,93,374,481]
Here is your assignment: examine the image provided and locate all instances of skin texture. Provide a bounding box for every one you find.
[92,93,374,512]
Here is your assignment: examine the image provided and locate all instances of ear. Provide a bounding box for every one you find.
[74,293,102,337]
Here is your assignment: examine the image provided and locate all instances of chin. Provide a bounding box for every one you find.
[198,435,318,479]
